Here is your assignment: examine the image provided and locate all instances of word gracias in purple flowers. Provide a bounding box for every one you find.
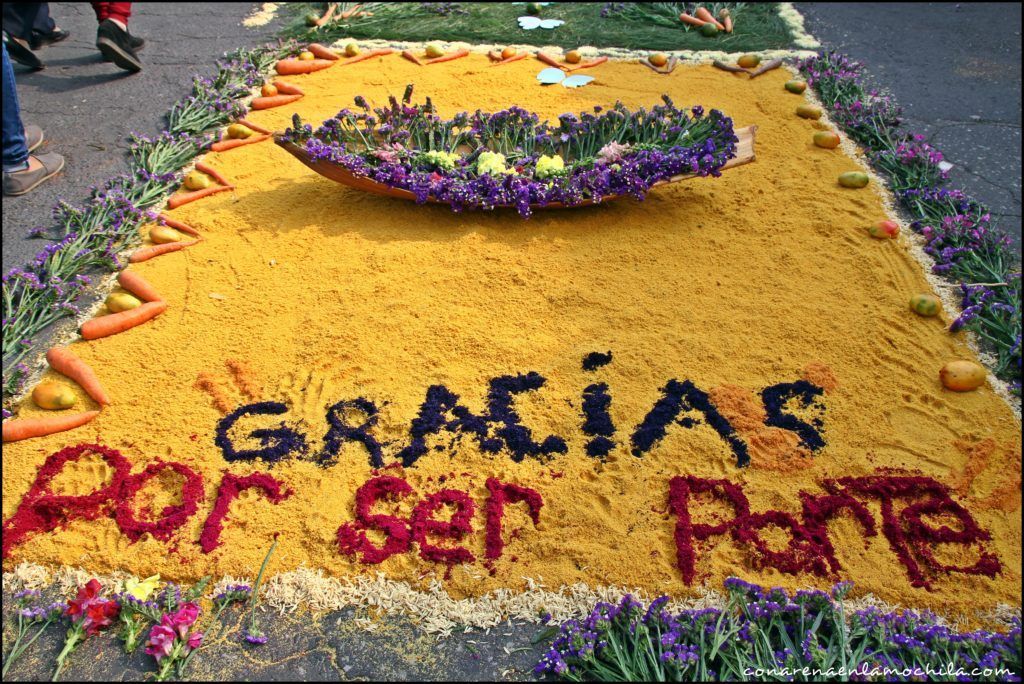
[215,359,828,469]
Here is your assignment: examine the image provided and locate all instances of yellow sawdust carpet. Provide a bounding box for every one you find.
[3,54,1020,621]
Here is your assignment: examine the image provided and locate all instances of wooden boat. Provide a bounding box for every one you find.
[274,125,756,209]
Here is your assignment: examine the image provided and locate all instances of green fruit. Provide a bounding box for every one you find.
[838,171,869,188]
[796,104,822,119]
[910,294,942,317]
[527,2,542,14]
[737,54,760,68]
[784,80,807,94]
[813,131,841,149]
[304,12,319,26]
[699,22,719,37]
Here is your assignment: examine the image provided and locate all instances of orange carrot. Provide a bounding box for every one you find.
[694,7,725,30]
[315,2,338,25]
[566,56,609,72]
[210,133,270,152]
[251,93,303,110]
[487,50,501,61]
[157,214,201,237]
[426,48,470,65]
[129,240,198,262]
[237,118,272,135]
[166,185,232,210]
[536,52,564,69]
[337,48,394,66]
[492,52,528,67]
[3,411,100,443]
[721,11,733,33]
[401,50,423,66]
[81,301,168,340]
[307,43,340,60]
[194,162,231,188]
[46,346,110,405]
[275,58,335,75]
[679,12,705,27]
[338,3,361,19]
[272,80,304,96]
[117,271,163,303]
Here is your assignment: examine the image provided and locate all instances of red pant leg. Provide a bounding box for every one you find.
[91,2,131,26]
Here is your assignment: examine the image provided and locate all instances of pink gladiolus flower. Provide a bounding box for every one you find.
[187,631,204,650]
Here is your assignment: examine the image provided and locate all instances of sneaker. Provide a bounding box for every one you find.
[3,152,65,196]
[3,32,44,70]
[95,19,141,72]
[99,32,143,59]
[30,27,71,49]
[25,124,44,153]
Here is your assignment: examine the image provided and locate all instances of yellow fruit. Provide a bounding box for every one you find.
[425,44,444,58]
[813,131,841,148]
[737,54,760,68]
[649,52,668,67]
[183,171,212,191]
[150,225,183,244]
[501,47,517,60]
[939,360,986,392]
[345,42,360,57]
[261,83,278,97]
[909,294,942,317]
[298,51,315,61]
[106,292,142,313]
[565,50,582,64]
[867,220,900,239]
[33,382,76,410]
[838,171,869,188]
[796,104,822,119]
[784,80,807,94]
[227,124,254,139]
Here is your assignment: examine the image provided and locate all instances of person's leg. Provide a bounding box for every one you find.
[2,3,43,41]
[104,2,131,28]
[30,2,55,35]
[1,43,28,172]
[95,1,140,72]
[91,2,110,23]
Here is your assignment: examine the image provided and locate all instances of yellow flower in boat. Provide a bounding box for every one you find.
[535,154,565,179]
[422,150,460,171]
[124,574,161,601]
[476,151,508,176]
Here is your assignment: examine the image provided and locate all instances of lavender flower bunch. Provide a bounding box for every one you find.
[283,86,738,218]
[2,590,64,677]
[536,579,1022,682]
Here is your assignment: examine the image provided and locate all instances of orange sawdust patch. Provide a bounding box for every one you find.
[2,55,1020,624]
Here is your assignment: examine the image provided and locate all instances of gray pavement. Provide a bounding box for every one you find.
[797,2,1022,255]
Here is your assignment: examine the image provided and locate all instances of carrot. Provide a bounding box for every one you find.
[275,58,335,75]
[81,301,168,341]
[338,48,394,66]
[46,346,111,405]
[679,12,705,27]
[487,50,501,61]
[720,9,733,33]
[210,133,270,152]
[272,80,304,96]
[237,118,272,135]
[193,162,231,188]
[537,52,565,69]
[3,411,100,443]
[426,48,470,65]
[566,56,608,72]
[315,2,338,26]
[401,50,423,66]
[117,271,163,303]
[749,58,783,78]
[491,52,527,67]
[251,93,303,110]
[712,59,750,74]
[307,43,340,60]
[129,240,198,263]
[157,214,201,237]
[167,185,233,210]
[338,3,361,19]
[694,7,725,30]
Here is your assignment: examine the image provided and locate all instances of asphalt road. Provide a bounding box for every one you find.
[798,2,1022,254]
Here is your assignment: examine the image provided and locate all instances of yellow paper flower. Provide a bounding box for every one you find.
[423,150,460,171]
[535,154,566,179]
[124,574,161,601]
[476,151,508,176]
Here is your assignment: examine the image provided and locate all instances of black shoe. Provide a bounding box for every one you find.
[95,19,141,72]
[98,29,144,61]
[30,28,71,49]
[3,33,44,70]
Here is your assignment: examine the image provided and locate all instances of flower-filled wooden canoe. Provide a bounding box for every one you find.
[275,86,757,217]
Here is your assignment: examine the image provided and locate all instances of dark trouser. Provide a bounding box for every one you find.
[2,3,55,42]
